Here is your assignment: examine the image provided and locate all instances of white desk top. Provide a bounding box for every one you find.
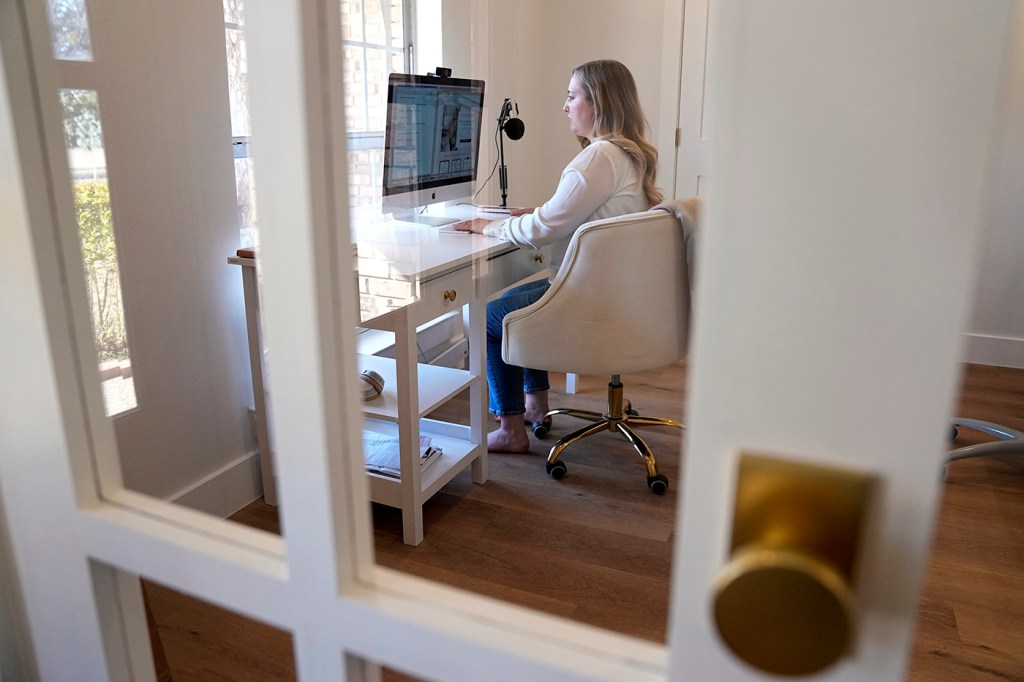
[353,203,513,283]
[230,202,526,325]
[354,221,514,282]
[353,203,524,324]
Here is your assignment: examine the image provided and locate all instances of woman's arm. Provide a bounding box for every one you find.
[485,144,619,248]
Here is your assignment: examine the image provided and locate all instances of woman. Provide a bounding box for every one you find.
[453,59,662,452]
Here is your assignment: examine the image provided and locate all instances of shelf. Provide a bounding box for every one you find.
[358,353,475,421]
[362,417,482,507]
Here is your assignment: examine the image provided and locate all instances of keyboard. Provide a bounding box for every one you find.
[476,205,514,215]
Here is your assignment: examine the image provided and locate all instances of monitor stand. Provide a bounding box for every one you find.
[390,208,458,227]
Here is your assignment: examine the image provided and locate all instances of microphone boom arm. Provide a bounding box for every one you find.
[497,98,519,208]
[498,122,509,208]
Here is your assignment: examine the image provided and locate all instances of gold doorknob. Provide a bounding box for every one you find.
[443,289,457,302]
[712,453,874,676]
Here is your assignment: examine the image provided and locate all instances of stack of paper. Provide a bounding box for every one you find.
[362,431,442,479]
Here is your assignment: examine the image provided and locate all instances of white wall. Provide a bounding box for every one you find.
[966,4,1024,368]
[468,0,674,209]
[83,1,258,507]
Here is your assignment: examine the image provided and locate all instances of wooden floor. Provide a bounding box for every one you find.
[145,362,1024,681]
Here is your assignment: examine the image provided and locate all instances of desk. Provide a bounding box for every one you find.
[230,206,548,544]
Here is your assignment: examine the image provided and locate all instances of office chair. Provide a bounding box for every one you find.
[502,201,699,493]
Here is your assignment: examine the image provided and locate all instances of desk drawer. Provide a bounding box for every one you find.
[476,246,549,300]
[412,267,474,328]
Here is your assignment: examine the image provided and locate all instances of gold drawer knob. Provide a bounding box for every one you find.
[534,253,544,263]
[712,453,873,676]
[443,289,457,302]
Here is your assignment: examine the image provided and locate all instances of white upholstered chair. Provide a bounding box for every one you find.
[501,202,699,493]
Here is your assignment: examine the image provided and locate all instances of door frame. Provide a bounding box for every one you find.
[1,0,1014,680]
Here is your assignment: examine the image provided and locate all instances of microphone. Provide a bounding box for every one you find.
[498,98,513,122]
[499,98,525,140]
[504,116,525,140]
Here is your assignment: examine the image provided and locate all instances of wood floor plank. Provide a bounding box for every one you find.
[382,552,580,618]
[438,453,680,542]
[477,505,674,578]
[954,601,1024,659]
[907,363,1024,682]
[145,581,296,681]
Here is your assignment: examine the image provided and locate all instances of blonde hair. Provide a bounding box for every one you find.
[571,59,662,206]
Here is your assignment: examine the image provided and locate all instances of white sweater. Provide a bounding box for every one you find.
[483,139,649,275]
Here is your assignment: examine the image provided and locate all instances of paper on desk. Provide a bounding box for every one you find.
[362,431,441,478]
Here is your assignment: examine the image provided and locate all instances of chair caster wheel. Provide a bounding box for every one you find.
[627,408,640,417]
[647,473,669,495]
[546,461,568,480]
[532,417,552,438]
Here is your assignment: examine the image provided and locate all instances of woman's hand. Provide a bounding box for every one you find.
[451,218,491,233]
[509,207,535,217]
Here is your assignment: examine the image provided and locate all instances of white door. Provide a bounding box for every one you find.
[0,1,1013,680]
[673,0,713,199]
[669,2,1016,678]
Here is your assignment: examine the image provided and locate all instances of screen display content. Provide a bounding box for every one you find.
[382,73,485,224]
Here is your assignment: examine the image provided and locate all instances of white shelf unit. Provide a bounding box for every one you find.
[233,226,545,544]
[358,353,484,540]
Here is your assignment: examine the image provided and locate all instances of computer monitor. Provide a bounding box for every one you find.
[381,73,486,225]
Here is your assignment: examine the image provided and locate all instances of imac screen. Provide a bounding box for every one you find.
[381,73,486,215]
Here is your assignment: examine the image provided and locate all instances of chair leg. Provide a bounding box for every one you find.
[544,407,604,423]
[615,422,658,478]
[547,419,614,464]
[627,414,684,429]
[947,418,1024,463]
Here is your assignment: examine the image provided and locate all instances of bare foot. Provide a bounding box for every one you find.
[524,409,550,425]
[487,421,531,453]
[494,412,548,424]
[525,391,550,425]
[493,411,550,426]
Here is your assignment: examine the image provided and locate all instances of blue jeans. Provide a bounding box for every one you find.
[486,279,551,416]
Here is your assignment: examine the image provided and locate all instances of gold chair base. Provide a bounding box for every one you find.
[544,378,684,481]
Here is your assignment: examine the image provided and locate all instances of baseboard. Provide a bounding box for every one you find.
[167,450,263,518]
[964,332,1024,369]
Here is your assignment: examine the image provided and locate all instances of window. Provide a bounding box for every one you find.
[342,0,412,223]
[224,0,414,240]
[47,0,93,61]
[224,0,259,249]
[48,1,138,417]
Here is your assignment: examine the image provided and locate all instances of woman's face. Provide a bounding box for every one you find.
[564,74,596,139]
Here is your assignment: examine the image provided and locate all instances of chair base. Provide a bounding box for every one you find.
[947,418,1024,463]
[542,377,683,492]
